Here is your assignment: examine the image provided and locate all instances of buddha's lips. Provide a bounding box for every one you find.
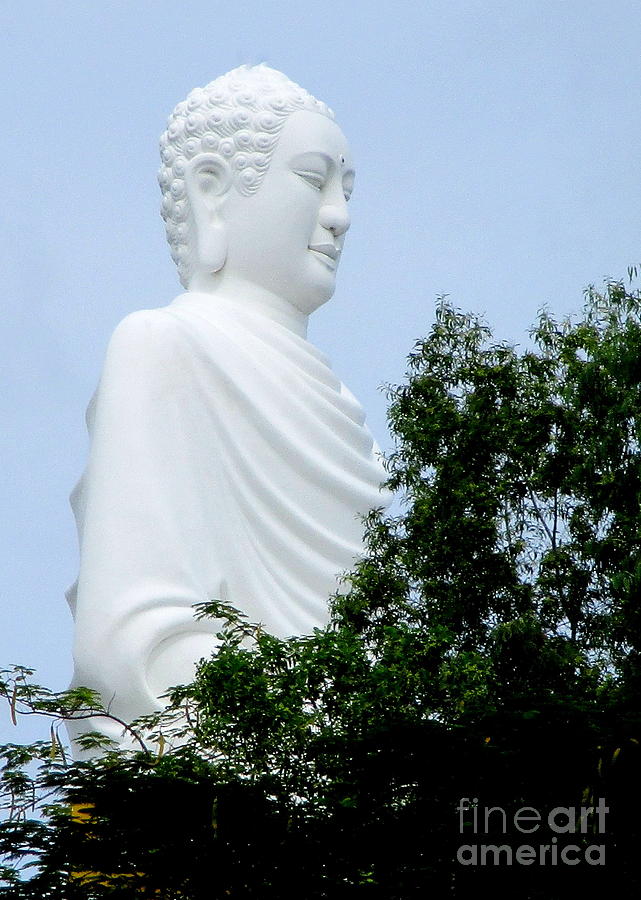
[308,242,339,261]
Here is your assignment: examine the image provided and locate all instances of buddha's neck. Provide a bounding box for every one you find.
[187,272,309,339]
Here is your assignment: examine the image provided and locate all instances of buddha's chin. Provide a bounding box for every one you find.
[291,280,336,316]
[289,260,338,314]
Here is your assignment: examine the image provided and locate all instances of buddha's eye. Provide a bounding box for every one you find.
[296,170,325,191]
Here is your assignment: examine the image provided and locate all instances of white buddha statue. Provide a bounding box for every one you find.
[66,65,388,753]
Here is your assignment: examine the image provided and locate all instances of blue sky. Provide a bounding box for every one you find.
[2,0,641,744]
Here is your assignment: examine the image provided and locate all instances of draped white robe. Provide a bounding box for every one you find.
[66,291,388,751]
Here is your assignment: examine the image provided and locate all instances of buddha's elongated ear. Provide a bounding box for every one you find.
[184,154,233,273]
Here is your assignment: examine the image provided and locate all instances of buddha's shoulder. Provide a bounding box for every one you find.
[107,303,191,357]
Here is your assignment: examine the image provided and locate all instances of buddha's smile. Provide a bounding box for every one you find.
[308,241,339,269]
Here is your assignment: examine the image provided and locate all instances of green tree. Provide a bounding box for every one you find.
[2,278,641,897]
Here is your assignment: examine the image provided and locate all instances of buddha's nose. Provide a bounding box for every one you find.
[318,203,350,237]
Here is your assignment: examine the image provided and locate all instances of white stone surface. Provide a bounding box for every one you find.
[66,66,389,753]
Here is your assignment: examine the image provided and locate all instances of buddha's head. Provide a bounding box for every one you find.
[158,65,354,314]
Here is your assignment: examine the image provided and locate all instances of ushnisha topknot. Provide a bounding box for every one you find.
[158,64,335,288]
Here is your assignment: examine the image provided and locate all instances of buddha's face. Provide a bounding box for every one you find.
[220,109,354,314]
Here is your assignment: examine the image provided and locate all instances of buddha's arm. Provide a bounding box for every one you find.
[70,308,222,732]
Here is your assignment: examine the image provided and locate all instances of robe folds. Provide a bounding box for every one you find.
[67,291,389,750]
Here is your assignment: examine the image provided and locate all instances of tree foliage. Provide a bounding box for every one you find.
[2,278,641,897]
